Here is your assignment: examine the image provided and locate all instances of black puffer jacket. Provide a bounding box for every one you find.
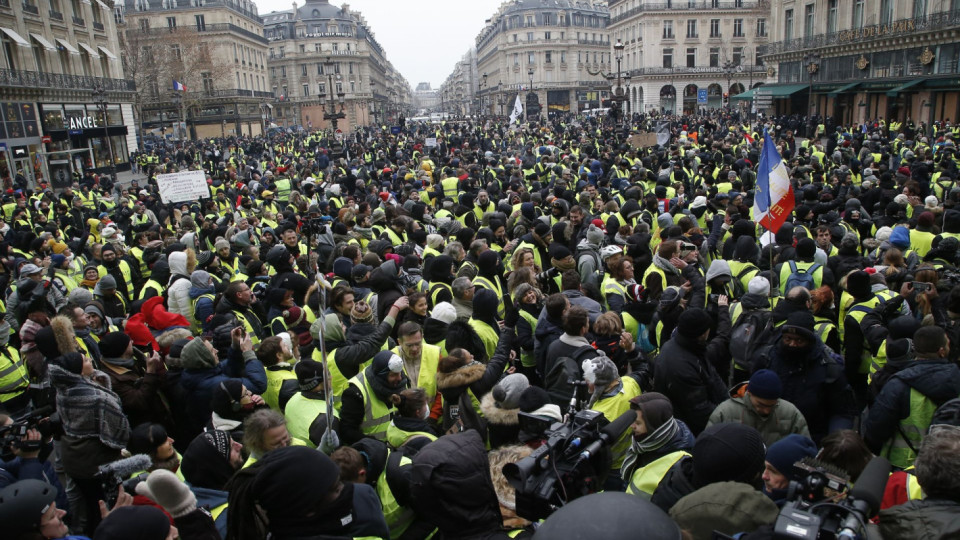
[409,430,511,540]
[368,260,406,324]
[333,319,396,383]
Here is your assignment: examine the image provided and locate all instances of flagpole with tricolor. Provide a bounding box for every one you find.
[173,80,186,92]
[753,130,794,298]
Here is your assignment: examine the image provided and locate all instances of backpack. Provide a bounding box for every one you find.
[575,246,603,289]
[543,345,597,409]
[784,261,821,291]
[729,310,774,377]
[730,264,759,299]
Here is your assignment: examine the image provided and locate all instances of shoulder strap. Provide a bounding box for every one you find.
[736,264,757,280]
[788,260,798,272]
[385,451,411,507]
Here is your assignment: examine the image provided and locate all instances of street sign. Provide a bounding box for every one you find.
[697,89,708,104]
[0,143,6,151]
[390,126,401,134]
[41,135,51,143]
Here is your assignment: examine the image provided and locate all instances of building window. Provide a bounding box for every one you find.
[202,72,213,93]
[686,19,697,38]
[804,4,815,36]
[514,52,519,65]
[316,63,323,74]
[784,9,794,41]
[543,12,554,25]
[686,47,696,67]
[280,66,286,77]
[527,32,533,41]
[545,51,552,63]
[528,52,535,64]
[827,0,838,33]
[560,50,566,63]
[526,15,533,26]
[195,15,205,31]
[880,0,894,25]
[300,64,307,76]
[853,0,864,29]
[303,84,309,96]
[757,18,766,37]
[733,19,743,37]
[299,44,305,53]
[710,19,720,38]
[167,17,177,29]
[513,34,518,42]
[733,46,743,65]
[914,0,927,18]
[663,20,674,39]
[332,43,338,51]
[709,47,719,67]
[139,19,149,30]
[663,47,673,68]
[545,31,551,40]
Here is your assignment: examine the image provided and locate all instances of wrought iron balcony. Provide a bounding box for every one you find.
[612,1,762,24]
[21,1,39,14]
[72,15,84,26]
[48,9,63,20]
[0,69,135,93]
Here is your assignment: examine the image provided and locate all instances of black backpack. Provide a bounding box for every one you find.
[729,309,774,377]
[730,264,759,299]
[543,345,597,409]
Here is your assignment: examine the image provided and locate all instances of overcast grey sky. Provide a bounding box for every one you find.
[255,0,505,89]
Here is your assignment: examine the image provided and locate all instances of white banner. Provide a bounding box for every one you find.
[156,170,210,204]
[425,137,438,147]
[509,95,523,125]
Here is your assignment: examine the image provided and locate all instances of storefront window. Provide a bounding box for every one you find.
[42,105,65,130]
[106,105,122,126]
[63,104,87,128]
[89,135,129,169]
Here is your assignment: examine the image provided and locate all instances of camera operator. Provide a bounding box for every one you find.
[0,412,66,514]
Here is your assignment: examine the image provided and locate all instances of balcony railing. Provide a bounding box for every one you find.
[48,9,62,20]
[0,69,135,92]
[141,23,267,44]
[93,21,104,31]
[185,88,275,99]
[626,65,767,76]
[761,9,960,56]
[578,39,611,46]
[612,1,761,23]
[21,1,38,14]
[72,15,84,26]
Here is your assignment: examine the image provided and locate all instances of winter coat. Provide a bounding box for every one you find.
[650,455,697,513]
[436,329,512,434]
[189,284,217,331]
[754,338,858,443]
[707,393,810,447]
[863,358,960,456]
[179,346,267,433]
[409,430,511,540]
[368,260,406,324]
[332,318,396,382]
[879,499,960,540]
[669,481,779,540]
[653,332,730,436]
[167,251,194,322]
[479,392,520,450]
[100,359,173,430]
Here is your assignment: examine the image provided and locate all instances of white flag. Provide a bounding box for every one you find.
[509,95,524,125]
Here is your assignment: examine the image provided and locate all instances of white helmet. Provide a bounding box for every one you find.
[600,245,622,260]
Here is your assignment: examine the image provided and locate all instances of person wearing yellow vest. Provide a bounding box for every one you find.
[468,288,501,360]
[215,281,265,345]
[435,328,514,434]
[256,336,300,412]
[50,254,79,296]
[98,244,136,302]
[239,409,310,468]
[384,387,439,449]
[392,321,442,405]
[863,326,960,469]
[843,270,896,402]
[622,392,695,499]
[283,358,340,448]
[582,355,642,490]
[340,350,409,444]
[0,322,29,414]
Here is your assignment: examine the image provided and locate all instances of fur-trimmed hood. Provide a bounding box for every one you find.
[480,392,520,426]
[436,362,486,390]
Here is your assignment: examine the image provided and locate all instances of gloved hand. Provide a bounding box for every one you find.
[504,305,520,328]
[319,428,340,455]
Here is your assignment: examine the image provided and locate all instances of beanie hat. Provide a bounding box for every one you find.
[295,359,324,391]
[586,224,604,246]
[372,350,403,377]
[534,221,551,237]
[692,423,766,488]
[548,244,572,261]
[50,240,69,254]
[134,469,197,519]
[92,505,170,540]
[283,306,305,328]
[127,423,169,456]
[875,226,893,243]
[765,434,818,482]
[210,379,244,417]
[215,237,230,251]
[196,250,213,267]
[677,308,713,339]
[350,300,375,324]
[660,285,684,308]
[780,311,817,342]
[52,352,84,375]
[885,338,914,364]
[748,276,770,296]
[98,274,117,290]
[99,331,132,359]
[747,369,782,400]
[629,392,674,432]
[582,355,618,388]
[888,315,922,340]
[430,302,457,325]
[69,287,93,306]
[796,237,816,258]
[840,233,859,250]
[50,254,66,268]
[491,373,530,410]
[846,270,872,299]
[168,338,193,360]
[889,226,911,249]
[918,211,935,228]
[190,270,212,289]
[518,385,563,422]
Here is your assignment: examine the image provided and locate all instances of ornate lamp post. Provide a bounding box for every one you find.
[319,58,346,131]
[91,84,116,182]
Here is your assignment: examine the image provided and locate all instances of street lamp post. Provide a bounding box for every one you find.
[319,58,346,131]
[804,52,821,136]
[171,92,182,139]
[607,39,630,126]
[723,59,737,111]
[91,84,116,182]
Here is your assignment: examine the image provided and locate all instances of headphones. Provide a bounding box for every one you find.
[221,381,242,413]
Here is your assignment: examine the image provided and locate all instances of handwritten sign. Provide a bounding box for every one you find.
[425,137,437,147]
[629,133,658,149]
[156,170,210,204]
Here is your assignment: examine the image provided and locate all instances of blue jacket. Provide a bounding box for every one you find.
[1,455,68,512]
[192,486,228,539]
[179,347,267,432]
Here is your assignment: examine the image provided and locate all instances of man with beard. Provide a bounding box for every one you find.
[752,311,857,443]
[97,243,137,302]
[98,331,172,429]
[472,190,495,222]
[340,350,409,444]
[127,423,182,478]
[266,244,310,305]
[179,429,245,536]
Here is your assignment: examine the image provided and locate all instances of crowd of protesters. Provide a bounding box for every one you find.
[1,108,960,539]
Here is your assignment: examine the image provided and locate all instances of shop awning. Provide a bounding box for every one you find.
[752,84,809,97]
[886,79,926,97]
[0,27,30,48]
[55,38,80,55]
[828,82,860,98]
[77,42,99,58]
[28,33,55,51]
[97,45,117,59]
[731,89,754,101]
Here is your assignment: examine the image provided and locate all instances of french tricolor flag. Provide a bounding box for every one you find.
[753,130,794,232]
[173,80,186,91]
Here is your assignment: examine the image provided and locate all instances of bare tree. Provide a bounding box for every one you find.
[157,28,234,138]
[119,29,162,141]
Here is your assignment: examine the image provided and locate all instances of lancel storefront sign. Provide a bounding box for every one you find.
[67,116,99,130]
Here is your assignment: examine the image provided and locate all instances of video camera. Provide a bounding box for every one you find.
[96,454,153,509]
[504,408,635,522]
[0,406,55,461]
[773,456,890,540]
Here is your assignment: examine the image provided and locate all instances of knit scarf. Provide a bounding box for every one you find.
[620,417,681,480]
[652,254,681,276]
[48,365,130,449]
[367,367,410,404]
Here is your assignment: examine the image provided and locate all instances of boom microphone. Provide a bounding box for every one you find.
[97,454,152,483]
[837,456,891,538]
[580,409,635,460]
